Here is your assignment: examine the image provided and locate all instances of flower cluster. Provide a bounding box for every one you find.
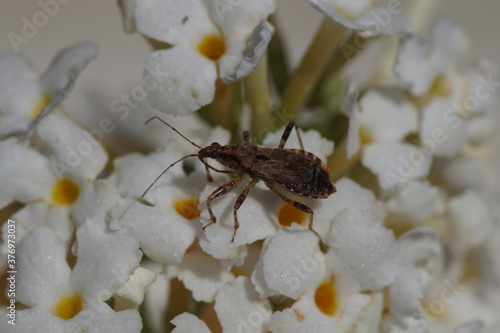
[1,1,499,333]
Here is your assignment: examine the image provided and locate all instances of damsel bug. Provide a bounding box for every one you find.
[142,117,336,242]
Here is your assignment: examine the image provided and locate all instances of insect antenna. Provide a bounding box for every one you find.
[145,116,202,149]
[142,153,199,198]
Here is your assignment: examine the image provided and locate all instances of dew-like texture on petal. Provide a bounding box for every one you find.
[115,267,157,304]
[118,186,197,265]
[362,142,432,193]
[270,301,335,333]
[394,35,434,95]
[327,209,397,292]
[16,228,71,308]
[388,265,423,322]
[0,307,66,332]
[386,180,439,223]
[314,178,386,231]
[144,47,217,115]
[222,20,273,83]
[448,190,494,247]
[71,179,121,227]
[215,276,272,333]
[171,313,212,333]
[72,303,142,333]
[198,179,278,260]
[135,0,217,45]
[0,139,54,209]
[71,217,142,300]
[261,225,325,299]
[37,113,107,180]
[167,250,234,302]
[358,90,418,143]
[262,125,334,163]
[0,54,43,135]
[40,42,98,94]
[111,142,184,198]
[420,99,467,158]
[395,227,441,266]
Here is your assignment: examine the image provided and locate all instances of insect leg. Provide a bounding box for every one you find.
[278,121,305,151]
[242,130,252,144]
[201,159,235,182]
[231,178,259,242]
[204,176,243,231]
[265,182,321,241]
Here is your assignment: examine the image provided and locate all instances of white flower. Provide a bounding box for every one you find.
[0,217,143,332]
[0,113,109,250]
[308,0,410,36]
[126,0,276,115]
[0,42,97,136]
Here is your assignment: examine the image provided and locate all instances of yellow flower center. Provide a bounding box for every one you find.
[174,197,200,220]
[52,179,80,206]
[54,294,83,320]
[31,95,51,118]
[314,280,338,316]
[428,74,453,98]
[198,34,226,61]
[359,126,373,145]
[277,203,306,227]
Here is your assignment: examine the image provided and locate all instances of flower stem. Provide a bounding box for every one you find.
[327,135,361,181]
[278,17,349,127]
[244,54,271,143]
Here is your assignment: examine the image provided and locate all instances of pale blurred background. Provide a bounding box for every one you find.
[0,0,499,153]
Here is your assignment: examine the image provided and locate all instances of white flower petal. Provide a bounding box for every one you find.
[117,190,197,265]
[358,90,418,143]
[327,208,397,292]
[40,42,98,95]
[71,216,142,300]
[134,0,217,45]
[308,0,409,36]
[214,276,272,333]
[73,303,143,333]
[431,19,469,70]
[386,180,439,223]
[388,265,423,322]
[362,142,432,193]
[467,112,497,144]
[171,313,211,333]
[342,85,361,158]
[452,320,484,333]
[115,267,157,304]
[394,34,434,95]
[16,228,71,308]
[167,249,234,302]
[37,113,108,180]
[270,302,335,333]
[448,190,494,247]
[111,142,184,198]
[420,99,467,158]
[0,138,54,209]
[0,54,42,135]
[144,47,217,115]
[432,157,487,194]
[258,224,325,299]
[222,20,273,83]
[0,307,65,332]
[396,227,441,267]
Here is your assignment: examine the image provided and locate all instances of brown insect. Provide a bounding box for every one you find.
[142,117,336,242]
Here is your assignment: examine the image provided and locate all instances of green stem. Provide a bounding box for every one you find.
[327,135,361,181]
[278,17,349,127]
[244,54,272,143]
